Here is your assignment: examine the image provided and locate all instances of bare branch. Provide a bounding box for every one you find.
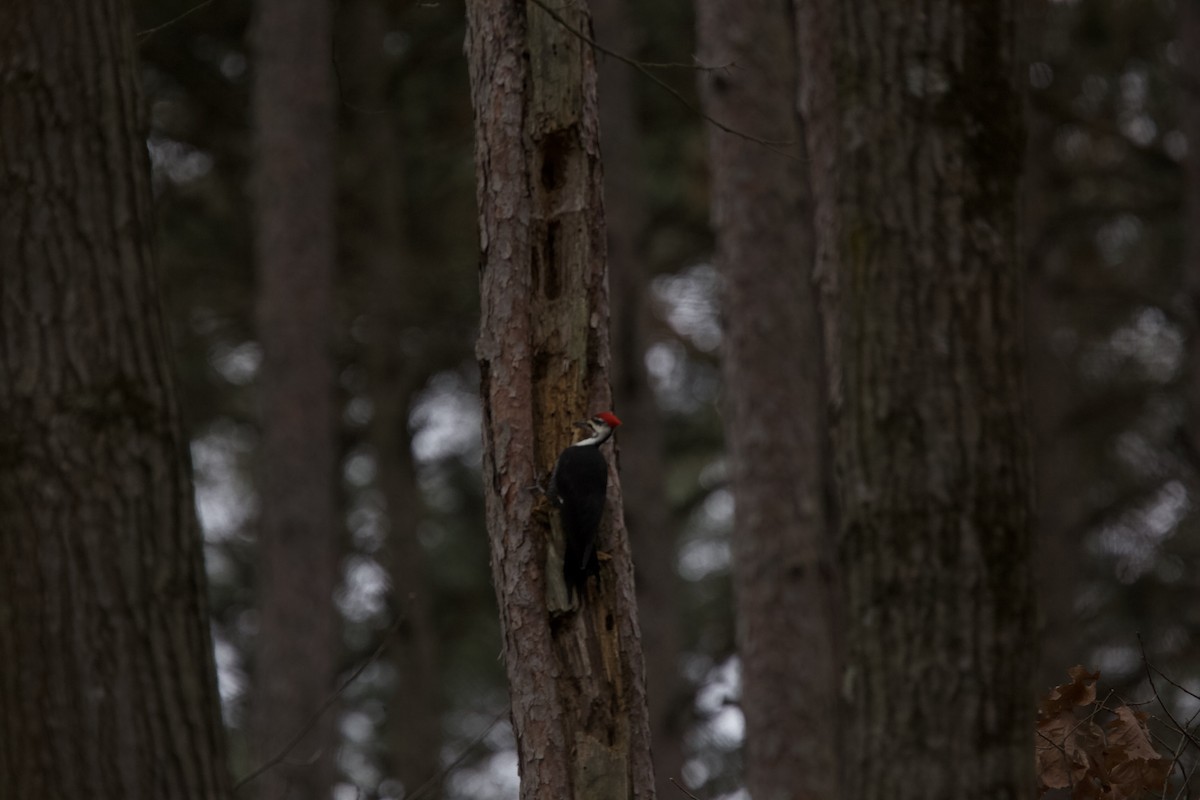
[405,709,509,800]
[1138,634,1200,755]
[670,777,704,800]
[137,0,216,41]
[526,0,799,157]
[234,618,403,792]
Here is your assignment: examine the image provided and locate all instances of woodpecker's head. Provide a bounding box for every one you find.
[572,411,622,446]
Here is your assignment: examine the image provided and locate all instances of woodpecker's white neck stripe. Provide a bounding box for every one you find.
[572,426,613,447]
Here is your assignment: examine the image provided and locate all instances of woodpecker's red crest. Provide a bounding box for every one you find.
[594,411,621,428]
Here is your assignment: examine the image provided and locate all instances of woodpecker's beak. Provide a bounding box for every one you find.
[573,420,592,431]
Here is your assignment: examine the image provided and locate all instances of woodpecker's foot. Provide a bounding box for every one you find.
[526,475,562,506]
[596,550,613,562]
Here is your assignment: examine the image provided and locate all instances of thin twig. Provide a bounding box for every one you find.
[1138,634,1200,754]
[1164,725,1188,800]
[1142,643,1200,705]
[234,618,403,792]
[1035,727,1080,794]
[405,708,510,800]
[137,0,216,40]
[669,777,703,800]
[1172,759,1195,800]
[526,0,799,158]
[634,58,734,72]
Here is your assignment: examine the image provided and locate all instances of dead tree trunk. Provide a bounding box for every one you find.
[796,1,1036,798]
[464,0,656,797]
[0,1,232,796]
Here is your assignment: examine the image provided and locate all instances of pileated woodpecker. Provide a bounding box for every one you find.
[550,411,622,597]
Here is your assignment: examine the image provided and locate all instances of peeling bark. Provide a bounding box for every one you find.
[465,0,656,797]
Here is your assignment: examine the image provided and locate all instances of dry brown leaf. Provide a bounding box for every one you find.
[1036,710,1091,790]
[1040,665,1101,718]
[1104,707,1160,763]
[1036,667,1176,800]
[1103,707,1172,797]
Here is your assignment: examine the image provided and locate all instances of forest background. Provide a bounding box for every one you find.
[3,0,1200,798]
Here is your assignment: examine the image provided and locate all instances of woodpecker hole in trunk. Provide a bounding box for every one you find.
[539,129,570,191]
[542,220,561,299]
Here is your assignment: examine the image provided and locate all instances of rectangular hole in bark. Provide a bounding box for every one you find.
[540,129,570,191]
[543,220,561,299]
[605,612,614,631]
[532,349,550,389]
[530,230,541,291]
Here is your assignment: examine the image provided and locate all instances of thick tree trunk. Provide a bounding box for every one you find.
[248,0,341,796]
[593,0,686,795]
[0,1,231,797]
[695,3,841,799]
[338,0,445,794]
[796,2,1035,799]
[465,0,656,797]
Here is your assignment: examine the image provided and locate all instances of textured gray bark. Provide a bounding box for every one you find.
[248,0,340,796]
[593,0,686,795]
[0,1,231,797]
[796,1,1035,798]
[465,0,656,797]
[695,2,841,799]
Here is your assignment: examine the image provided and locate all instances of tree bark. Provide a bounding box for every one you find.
[796,2,1035,799]
[695,3,841,799]
[248,0,341,796]
[465,0,656,797]
[592,0,686,795]
[0,1,232,797]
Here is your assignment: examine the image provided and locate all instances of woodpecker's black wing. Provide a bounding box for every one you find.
[551,444,608,596]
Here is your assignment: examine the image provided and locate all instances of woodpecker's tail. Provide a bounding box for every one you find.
[563,539,599,599]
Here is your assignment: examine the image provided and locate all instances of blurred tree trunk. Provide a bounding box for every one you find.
[248,0,341,796]
[371,391,442,795]
[796,2,1035,798]
[695,2,841,800]
[1183,0,1200,462]
[0,1,232,797]
[338,0,445,795]
[593,0,686,795]
[1022,6,1085,685]
[465,0,656,797]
